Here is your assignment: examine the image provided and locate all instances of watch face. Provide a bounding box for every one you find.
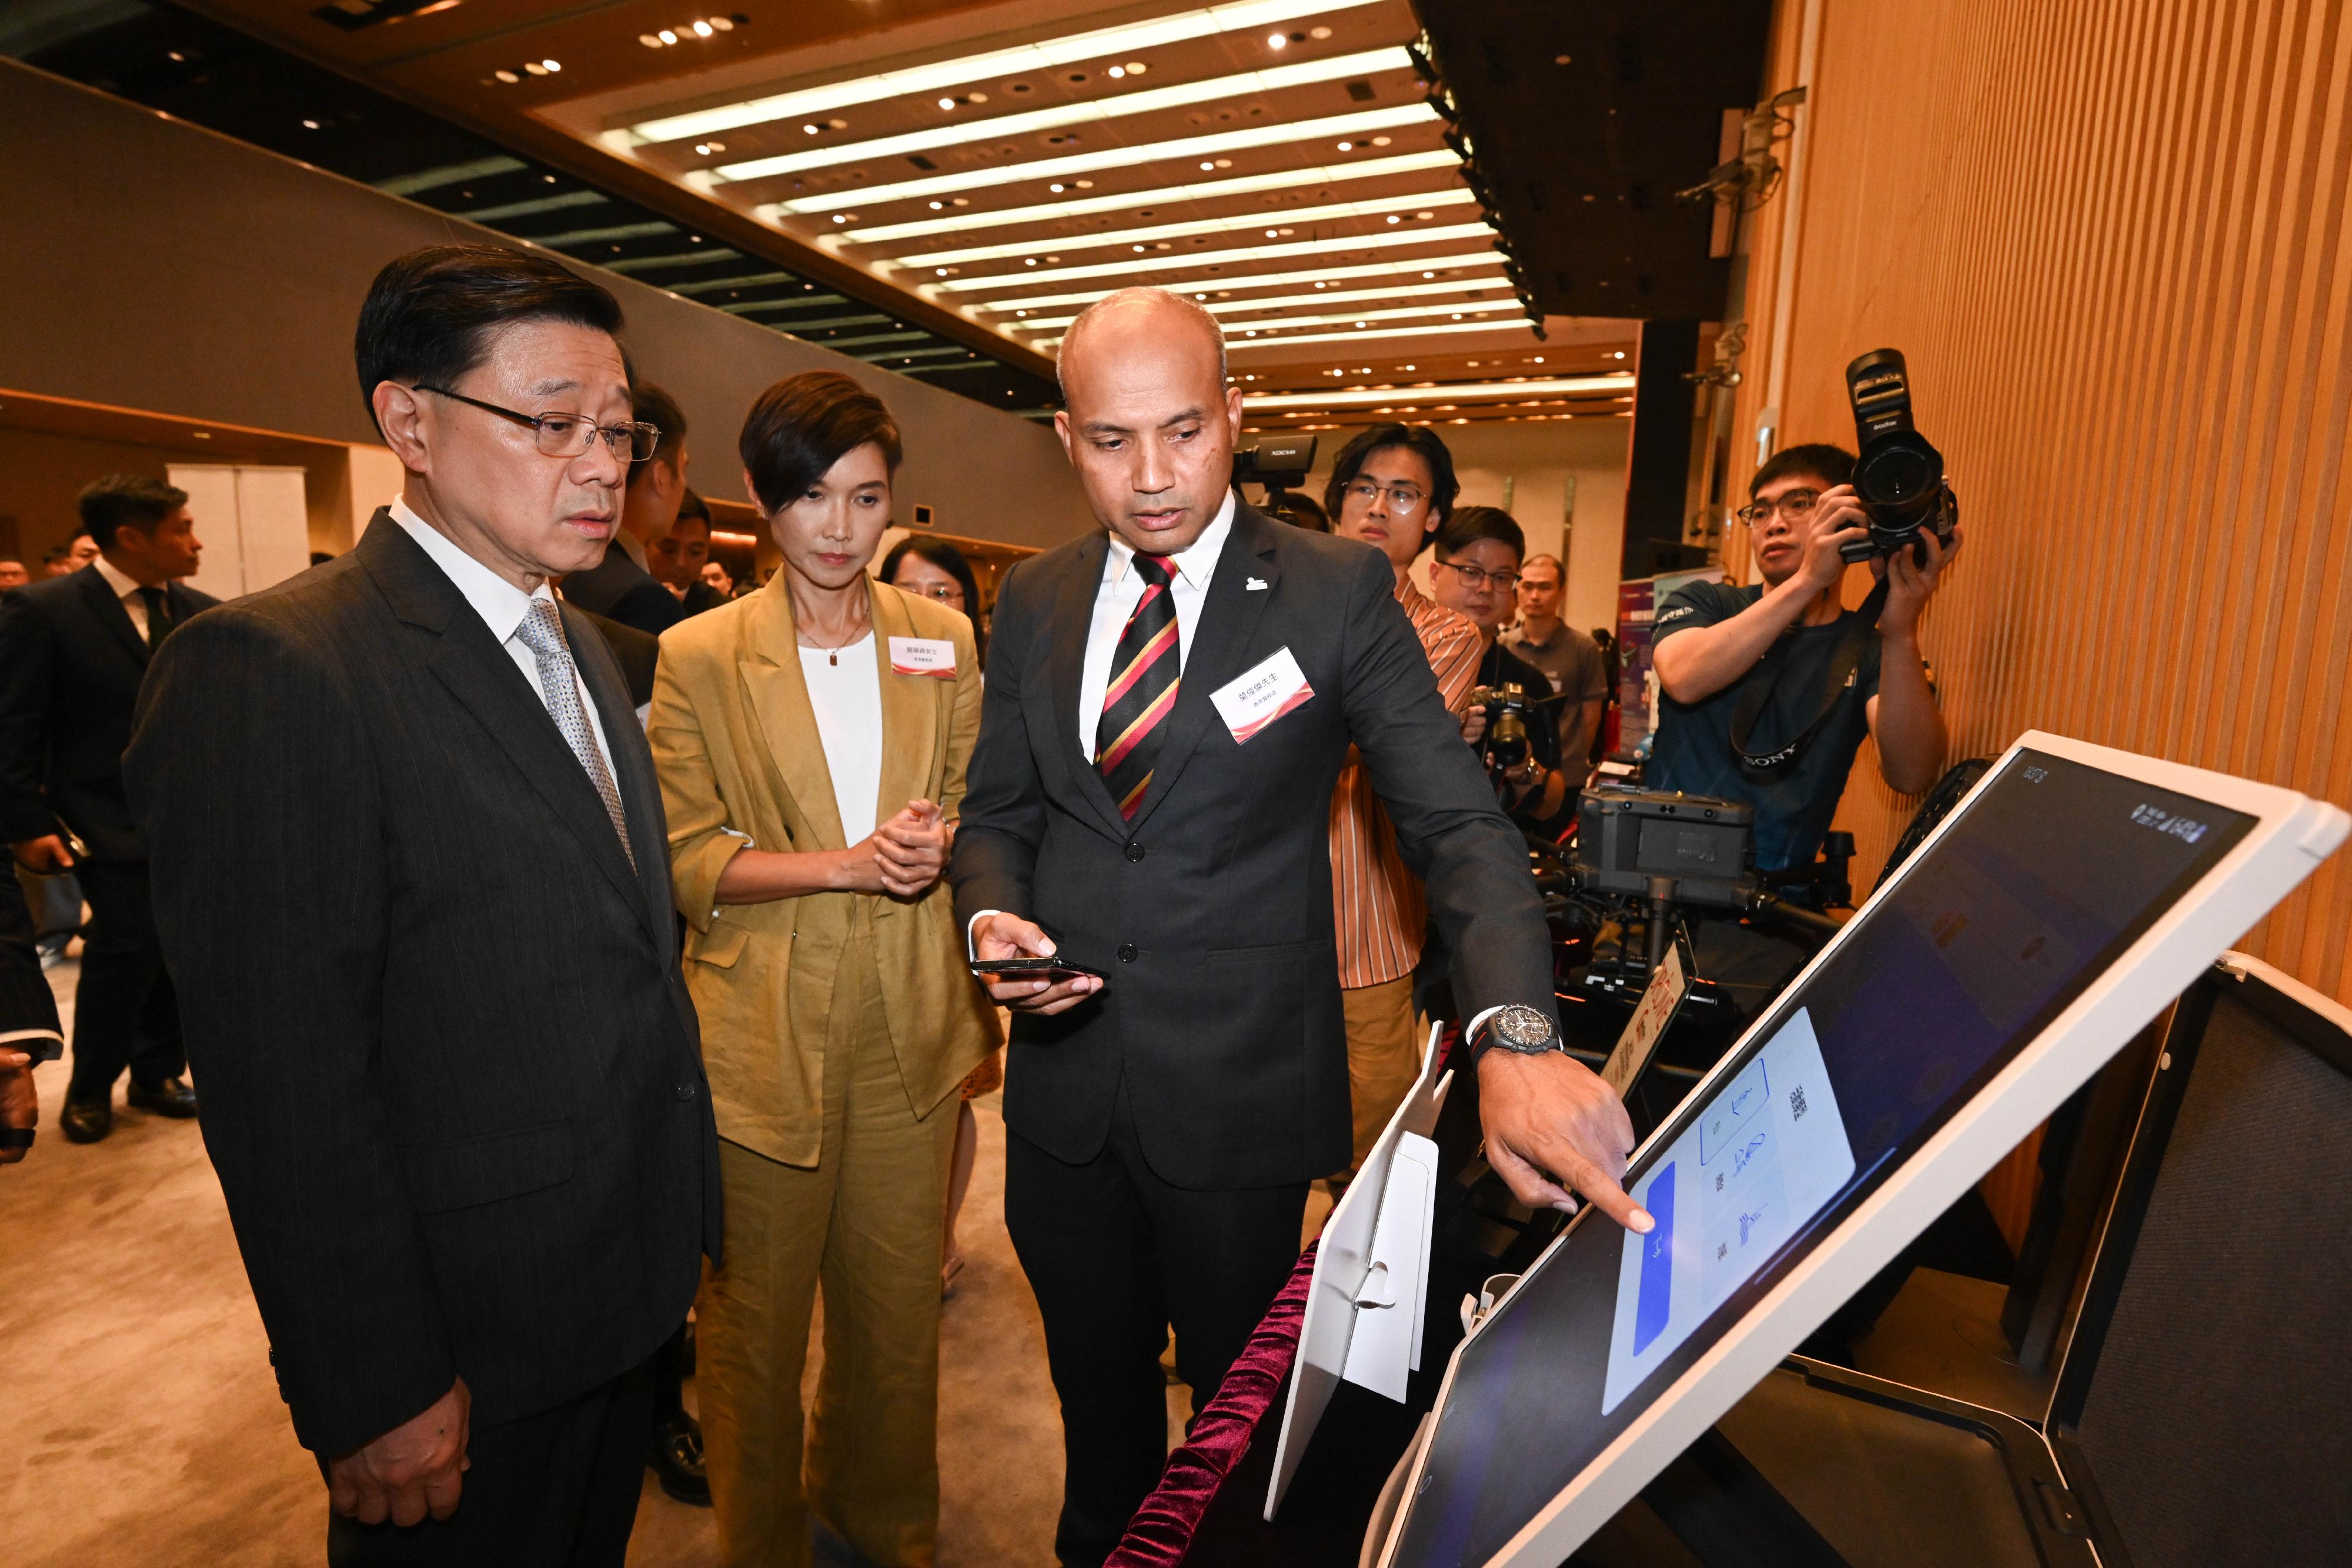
[1496,1004,1556,1051]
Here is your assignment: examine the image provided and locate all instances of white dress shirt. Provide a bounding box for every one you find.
[1073,490,1234,757]
[388,499,618,780]
[92,553,160,643]
[799,633,884,845]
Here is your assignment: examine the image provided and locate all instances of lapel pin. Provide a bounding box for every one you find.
[1245,576,1269,591]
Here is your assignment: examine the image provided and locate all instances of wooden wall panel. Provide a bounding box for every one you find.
[1728,0,2352,1002]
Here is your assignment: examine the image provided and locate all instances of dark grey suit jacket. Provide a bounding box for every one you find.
[951,503,1553,1189]
[561,540,686,638]
[0,564,217,860]
[125,514,719,1457]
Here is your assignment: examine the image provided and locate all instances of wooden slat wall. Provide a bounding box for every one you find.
[1729,0,2352,1007]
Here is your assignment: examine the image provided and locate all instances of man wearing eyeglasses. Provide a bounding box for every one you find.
[1428,506,1575,833]
[1321,424,1484,1171]
[1650,443,1960,880]
[125,245,718,1565]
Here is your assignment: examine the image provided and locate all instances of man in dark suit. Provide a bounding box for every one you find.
[558,382,689,637]
[0,474,213,1142]
[125,245,718,1566]
[646,492,730,617]
[952,289,1654,1567]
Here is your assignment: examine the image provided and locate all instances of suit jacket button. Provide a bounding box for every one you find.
[676,1080,699,1102]
[1124,841,1145,862]
[1117,942,1137,962]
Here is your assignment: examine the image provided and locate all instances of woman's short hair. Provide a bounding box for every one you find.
[878,534,985,658]
[739,371,903,514]
[1322,424,1462,542]
[355,246,623,433]
[1434,504,1525,563]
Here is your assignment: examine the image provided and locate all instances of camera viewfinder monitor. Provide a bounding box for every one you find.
[1374,732,2347,1568]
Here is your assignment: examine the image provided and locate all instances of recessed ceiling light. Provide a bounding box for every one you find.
[693,19,713,36]
[978,252,1508,312]
[1337,141,1353,151]
[938,96,957,110]
[495,69,519,83]
[803,122,820,133]
[1311,25,1333,38]
[1108,65,1127,78]
[659,29,677,44]
[640,34,662,48]
[542,59,559,71]
[1267,32,1287,48]
[933,221,1491,293]
[301,118,320,129]
[523,62,547,75]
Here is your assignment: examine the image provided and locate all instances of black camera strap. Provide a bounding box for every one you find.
[1728,577,1889,775]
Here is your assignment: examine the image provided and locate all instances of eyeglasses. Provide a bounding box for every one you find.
[416,385,663,463]
[901,582,965,606]
[1434,560,1521,591]
[1340,479,1429,515]
[1733,487,1819,527]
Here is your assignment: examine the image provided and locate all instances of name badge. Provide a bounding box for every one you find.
[887,636,956,678]
[1210,647,1315,744]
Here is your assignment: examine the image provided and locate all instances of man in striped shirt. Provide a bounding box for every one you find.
[1323,425,1483,1171]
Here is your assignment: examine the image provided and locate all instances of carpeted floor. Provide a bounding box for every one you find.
[2,954,1267,1567]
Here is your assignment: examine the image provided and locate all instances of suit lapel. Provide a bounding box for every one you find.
[870,584,938,821]
[356,516,657,934]
[740,577,849,852]
[75,567,150,667]
[1044,535,1128,838]
[563,601,671,951]
[1124,506,1282,835]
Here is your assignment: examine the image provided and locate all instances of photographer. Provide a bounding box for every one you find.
[1649,443,1960,878]
[1428,507,1575,835]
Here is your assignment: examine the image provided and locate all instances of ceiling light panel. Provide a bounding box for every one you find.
[1245,376,1632,410]
[703,48,1411,183]
[755,103,1436,214]
[968,250,1511,312]
[1226,319,1543,351]
[928,222,1495,293]
[891,188,1471,269]
[1011,273,1512,331]
[623,0,1387,146]
[1032,296,1518,343]
[839,149,1456,246]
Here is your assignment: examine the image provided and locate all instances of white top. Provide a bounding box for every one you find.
[387,498,617,780]
[799,632,883,845]
[1074,490,1235,756]
[92,552,158,642]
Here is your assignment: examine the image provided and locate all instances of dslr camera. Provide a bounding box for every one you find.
[1839,348,1959,566]
[1469,683,1538,777]
[1231,434,1317,497]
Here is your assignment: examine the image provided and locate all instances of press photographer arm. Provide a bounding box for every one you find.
[1863,504,1960,794]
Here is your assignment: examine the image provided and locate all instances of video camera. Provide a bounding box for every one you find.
[1840,348,1959,567]
[1231,434,1317,497]
[1469,682,1539,778]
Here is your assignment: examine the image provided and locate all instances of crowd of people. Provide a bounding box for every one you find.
[0,243,1954,1567]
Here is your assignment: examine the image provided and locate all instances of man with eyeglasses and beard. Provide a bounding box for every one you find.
[1649,443,1961,882]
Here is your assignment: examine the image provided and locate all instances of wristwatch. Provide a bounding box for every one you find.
[1469,1003,1561,1065]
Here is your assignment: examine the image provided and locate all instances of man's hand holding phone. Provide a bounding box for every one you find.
[971,913,1103,1015]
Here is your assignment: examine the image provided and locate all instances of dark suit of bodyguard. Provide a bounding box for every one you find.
[125,245,717,1566]
[953,290,1572,1567]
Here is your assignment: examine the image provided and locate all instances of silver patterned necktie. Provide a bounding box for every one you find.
[513,598,636,870]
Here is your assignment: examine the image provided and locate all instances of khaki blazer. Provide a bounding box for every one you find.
[650,574,998,1166]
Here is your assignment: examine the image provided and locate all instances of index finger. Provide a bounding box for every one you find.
[1561,1155,1652,1232]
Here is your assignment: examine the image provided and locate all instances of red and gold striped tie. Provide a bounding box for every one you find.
[1095,552,1181,821]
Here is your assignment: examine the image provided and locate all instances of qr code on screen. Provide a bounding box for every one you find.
[1789,1084,1809,1121]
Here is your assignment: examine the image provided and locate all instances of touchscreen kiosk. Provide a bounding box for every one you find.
[1372,733,2347,1568]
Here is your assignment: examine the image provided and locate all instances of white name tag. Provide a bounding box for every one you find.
[1209,647,1315,744]
[887,636,956,678]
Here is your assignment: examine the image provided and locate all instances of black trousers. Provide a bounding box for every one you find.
[1,868,62,1048]
[327,1359,656,1568]
[66,858,183,1100]
[1005,1078,1307,1568]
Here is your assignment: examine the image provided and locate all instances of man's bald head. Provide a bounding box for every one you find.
[1051,287,1247,556]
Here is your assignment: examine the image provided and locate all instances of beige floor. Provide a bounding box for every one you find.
[2,956,1307,1567]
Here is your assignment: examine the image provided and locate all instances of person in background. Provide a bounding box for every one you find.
[1429,507,1572,832]
[1506,553,1609,775]
[1588,627,1622,762]
[650,370,997,1568]
[1260,490,1331,531]
[1322,423,1482,1172]
[651,490,728,617]
[563,382,690,636]
[700,559,738,601]
[0,475,212,1144]
[44,532,99,578]
[126,243,718,1563]
[0,560,27,590]
[877,531,997,1293]
[1,871,66,1166]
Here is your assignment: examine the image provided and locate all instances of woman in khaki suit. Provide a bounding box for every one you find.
[649,371,998,1568]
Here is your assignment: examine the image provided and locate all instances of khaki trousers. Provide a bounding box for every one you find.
[1341,973,1423,1171]
[697,903,960,1568]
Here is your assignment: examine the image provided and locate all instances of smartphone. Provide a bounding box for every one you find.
[970,956,1107,986]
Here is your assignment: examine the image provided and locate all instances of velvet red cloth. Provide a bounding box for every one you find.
[1105,1239,1321,1567]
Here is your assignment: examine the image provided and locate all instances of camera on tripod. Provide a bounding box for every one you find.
[1469,683,1538,777]
[1840,348,1959,567]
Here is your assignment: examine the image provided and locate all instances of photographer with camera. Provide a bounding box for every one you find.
[1649,436,1959,879]
[1428,506,1575,835]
